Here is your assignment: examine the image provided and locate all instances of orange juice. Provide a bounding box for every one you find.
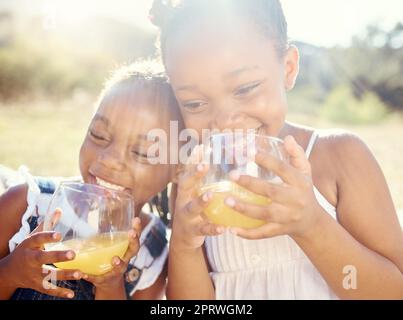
[45,232,129,275]
[200,181,271,229]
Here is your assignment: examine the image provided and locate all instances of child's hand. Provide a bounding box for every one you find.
[172,146,225,251]
[225,136,324,240]
[3,210,84,299]
[83,217,141,292]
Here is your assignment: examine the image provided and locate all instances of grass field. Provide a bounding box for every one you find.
[0,99,94,177]
[1,101,402,215]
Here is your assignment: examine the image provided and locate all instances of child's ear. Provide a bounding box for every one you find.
[284,45,300,91]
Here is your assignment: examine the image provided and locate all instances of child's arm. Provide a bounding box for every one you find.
[95,264,167,300]
[0,186,84,300]
[229,133,403,299]
[167,159,223,300]
[92,278,127,300]
[131,263,167,300]
[168,239,213,300]
[0,228,83,300]
[0,184,28,259]
[0,184,28,299]
[293,133,403,299]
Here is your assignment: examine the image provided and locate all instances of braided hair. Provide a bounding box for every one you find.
[150,0,289,61]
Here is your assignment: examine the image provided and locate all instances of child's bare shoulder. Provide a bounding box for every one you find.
[316,129,372,158]
[0,183,29,220]
[0,183,29,257]
[314,129,377,177]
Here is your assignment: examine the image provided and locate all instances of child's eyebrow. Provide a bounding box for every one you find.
[176,84,198,92]
[92,114,110,126]
[175,66,261,92]
[224,65,260,79]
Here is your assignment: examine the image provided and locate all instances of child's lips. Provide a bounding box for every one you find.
[87,172,131,193]
[95,176,126,192]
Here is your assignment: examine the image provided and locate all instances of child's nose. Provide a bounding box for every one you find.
[211,109,246,131]
[98,148,126,171]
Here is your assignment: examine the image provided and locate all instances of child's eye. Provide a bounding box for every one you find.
[234,81,262,97]
[182,100,208,111]
[132,150,148,159]
[132,150,158,164]
[90,130,108,141]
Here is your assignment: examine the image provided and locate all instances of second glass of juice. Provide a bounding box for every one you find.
[43,182,134,275]
[199,132,288,229]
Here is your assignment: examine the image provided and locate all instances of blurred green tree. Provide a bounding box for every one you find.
[326,23,403,111]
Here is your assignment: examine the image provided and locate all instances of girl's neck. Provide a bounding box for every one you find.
[279,121,312,137]
[278,121,315,151]
[278,121,297,139]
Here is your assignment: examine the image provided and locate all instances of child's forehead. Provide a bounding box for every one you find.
[98,100,170,126]
[165,20,275,76]
[167,39,276,88]
[168,12,268,50]
[94,92,173,134]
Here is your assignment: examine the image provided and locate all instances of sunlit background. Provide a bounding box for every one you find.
[3,0,403,46]
[0,0,402,217]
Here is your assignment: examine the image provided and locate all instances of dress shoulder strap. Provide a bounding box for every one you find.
[305,131,319,159]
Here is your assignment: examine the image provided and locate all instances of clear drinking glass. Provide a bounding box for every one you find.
[199,133,288,229]
[43,182,134,275]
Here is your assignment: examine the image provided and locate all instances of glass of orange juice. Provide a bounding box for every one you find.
[43,182,134,275]
[199,132,288,229]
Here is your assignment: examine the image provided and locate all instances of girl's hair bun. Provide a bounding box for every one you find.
[149,0,176,28]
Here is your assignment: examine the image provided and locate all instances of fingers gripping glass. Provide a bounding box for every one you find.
[199,133,288,229]
[43,182,135,275]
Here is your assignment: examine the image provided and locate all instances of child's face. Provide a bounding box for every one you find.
[164,19,299,137]
[79,85,173,211]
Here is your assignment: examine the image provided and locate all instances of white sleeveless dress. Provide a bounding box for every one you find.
[205,132,339,300]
